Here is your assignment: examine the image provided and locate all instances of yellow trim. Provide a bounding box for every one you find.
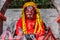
[22,9,27,34]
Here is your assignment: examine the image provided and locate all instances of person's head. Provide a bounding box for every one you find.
[24,6,36,19]
[22,2,43,34]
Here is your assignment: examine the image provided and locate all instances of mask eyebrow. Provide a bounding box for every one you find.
[27,6,33,9]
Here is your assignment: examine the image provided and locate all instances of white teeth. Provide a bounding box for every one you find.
[27,15,30,17]
[27,14,33,19]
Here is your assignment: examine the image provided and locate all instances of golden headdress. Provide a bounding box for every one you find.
[22,2,43,34]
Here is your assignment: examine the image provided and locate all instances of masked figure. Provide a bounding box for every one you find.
[16,2,46,40]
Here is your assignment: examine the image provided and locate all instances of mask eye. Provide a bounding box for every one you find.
[31,10,34,14]
[25,10,29,13]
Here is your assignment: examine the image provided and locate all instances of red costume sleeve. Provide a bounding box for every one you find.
[16,18,22,35]
[40,23,46,35]
[36,22,46,37]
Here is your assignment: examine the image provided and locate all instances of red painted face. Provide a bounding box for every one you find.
[25,6,35,19]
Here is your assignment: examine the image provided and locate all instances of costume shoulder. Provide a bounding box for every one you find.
[15,17,22,35]
[16,17,22,28]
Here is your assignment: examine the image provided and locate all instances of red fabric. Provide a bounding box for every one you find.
[16,18,22,35]
[36,23,45,38]
[16,18,45,37]
[57,17,60,23]
[0,12,6,21]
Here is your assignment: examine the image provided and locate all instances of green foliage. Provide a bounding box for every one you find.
[9,0,54,8]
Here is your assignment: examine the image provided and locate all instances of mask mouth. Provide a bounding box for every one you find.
[26,14,33,18]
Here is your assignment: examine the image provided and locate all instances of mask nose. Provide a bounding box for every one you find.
[28,12,32,14]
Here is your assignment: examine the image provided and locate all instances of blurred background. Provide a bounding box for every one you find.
[8,0,55,8]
